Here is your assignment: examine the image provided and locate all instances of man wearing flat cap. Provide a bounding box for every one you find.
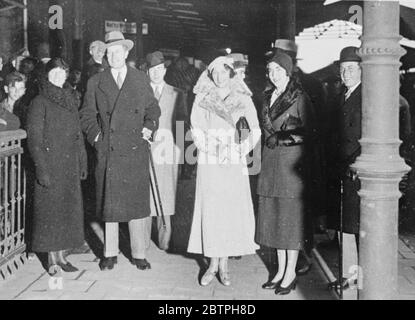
[335,46,362,289]
[144,51,187,251]
[80,31,161,271]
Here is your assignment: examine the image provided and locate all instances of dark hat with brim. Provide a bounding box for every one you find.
[146,51,171,69]
[105,31,134,51]
[339,46,361,63]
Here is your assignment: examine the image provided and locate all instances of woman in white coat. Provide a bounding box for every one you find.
[187,56,261,286]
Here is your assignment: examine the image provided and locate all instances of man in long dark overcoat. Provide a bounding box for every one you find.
[80,31,161,271]
[336,46,362,288]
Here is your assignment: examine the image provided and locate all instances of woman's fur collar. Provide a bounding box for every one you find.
[40,80,80,112]
[262,77,303,134]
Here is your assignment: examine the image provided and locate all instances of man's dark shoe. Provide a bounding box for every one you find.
[296,263,312,276]
[328,277,357,290]
[99,256,117,271]
[229,256,242,260]
[132,258,151,270]
[57,261,79,272]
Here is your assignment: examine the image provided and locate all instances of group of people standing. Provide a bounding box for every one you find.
[0,29,370,296]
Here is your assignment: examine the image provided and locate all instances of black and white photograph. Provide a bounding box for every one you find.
[0,0,415,305]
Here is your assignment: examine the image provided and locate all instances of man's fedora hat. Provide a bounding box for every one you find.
[339,46,361,63]
[105,31,134,51]
[266,39,301,61]
[274,39,298,54]
[146,51,170,69]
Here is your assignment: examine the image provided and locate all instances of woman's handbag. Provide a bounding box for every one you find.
[235,116,250,144]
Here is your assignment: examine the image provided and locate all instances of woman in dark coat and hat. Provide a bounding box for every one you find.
[256,52,316,295]
[27,58,87,274]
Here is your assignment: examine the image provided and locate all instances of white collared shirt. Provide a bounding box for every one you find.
[270,90,280,107]
[345,81,361,100]
[110,65,127,86]
[150,81,165,98]
[269,78,289,107]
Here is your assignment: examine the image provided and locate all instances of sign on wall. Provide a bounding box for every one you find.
[142,23,148,35]
[105,20,137,34]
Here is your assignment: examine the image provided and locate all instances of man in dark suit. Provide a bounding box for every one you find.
[336,46,362,289]
[80,31,161,271]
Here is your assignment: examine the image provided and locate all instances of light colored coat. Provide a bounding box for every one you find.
[150,83,187,217]
[187,76,261,258]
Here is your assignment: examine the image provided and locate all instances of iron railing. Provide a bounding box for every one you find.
[0,130,27,280]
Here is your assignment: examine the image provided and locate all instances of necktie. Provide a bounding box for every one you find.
[116,71,123,89]
[154,86,162,100]
[345,90,351,101]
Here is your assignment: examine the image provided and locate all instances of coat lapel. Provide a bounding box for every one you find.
[111,66,136,114]
[98,69,119,113]
[342,84,361,113]
[159,84,174,106]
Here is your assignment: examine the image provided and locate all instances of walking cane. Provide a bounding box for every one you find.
[148,142,167,229]
[339,177,344,300]
[328,171,344,299]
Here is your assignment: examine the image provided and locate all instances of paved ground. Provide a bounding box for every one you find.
[2,174,415,300]
[314,234,415,300]
[0,242,337,300]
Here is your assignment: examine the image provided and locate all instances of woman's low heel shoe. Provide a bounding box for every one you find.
[201,270,217,286]
[48,264,62,277]
[275,278,297,295]
[262,279,282,290]
[57,261,79,272]
[219,270,231,286]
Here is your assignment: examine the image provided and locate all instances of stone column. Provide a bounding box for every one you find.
[278,0,296,40]
[351,0,409,300]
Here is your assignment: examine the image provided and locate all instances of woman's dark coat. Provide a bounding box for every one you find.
[27,81,87,252]
[257,79,316,199]
[80,67,160,222]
